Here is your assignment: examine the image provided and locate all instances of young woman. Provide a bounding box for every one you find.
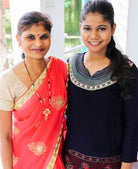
[0,11,67,169]
[63,1,138,169]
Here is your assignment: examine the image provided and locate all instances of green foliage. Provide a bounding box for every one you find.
[4,9,11,34]
[6,36,12,53]
[4,10,13,57]
[65,0,81,36]
[65,0,71,8]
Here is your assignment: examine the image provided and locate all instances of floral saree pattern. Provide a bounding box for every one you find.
[12,57,67,169]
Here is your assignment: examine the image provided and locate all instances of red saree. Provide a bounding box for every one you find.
[12,57,67,169]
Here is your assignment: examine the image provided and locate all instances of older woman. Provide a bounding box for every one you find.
[0,11,67,169]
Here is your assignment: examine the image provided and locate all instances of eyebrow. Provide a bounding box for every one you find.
[82,25,90,27]
[26,33,34,36]
[40,33,49,36]
[97,25,107,27]
[26,33,49,37]
[83,24,108,28]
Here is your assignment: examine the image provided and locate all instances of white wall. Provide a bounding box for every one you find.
[41,0,64,60]
[110,0,129,53]
[126,0,138,66]
[111,0,138,66]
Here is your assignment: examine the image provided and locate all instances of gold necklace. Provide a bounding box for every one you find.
[24,59,51,121]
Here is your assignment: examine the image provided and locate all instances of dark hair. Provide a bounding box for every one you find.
[17,11,52,59]
[81,0,114,27]
[81,0,135,101]
[17,11,52,36]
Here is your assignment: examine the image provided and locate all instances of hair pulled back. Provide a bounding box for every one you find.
[81,0,135,101]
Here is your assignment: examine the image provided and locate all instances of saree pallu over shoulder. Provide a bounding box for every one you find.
[13,58,51,110]
[12,57,67,169]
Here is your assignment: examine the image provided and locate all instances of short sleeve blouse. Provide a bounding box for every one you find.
[0,69,27,111]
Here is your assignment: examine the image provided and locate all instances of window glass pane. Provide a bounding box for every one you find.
[64,0,82,60]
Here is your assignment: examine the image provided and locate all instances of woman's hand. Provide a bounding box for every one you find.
[121,162,132,169]
[0,110,13,169]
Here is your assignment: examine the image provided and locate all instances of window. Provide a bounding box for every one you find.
[64,0,82,60]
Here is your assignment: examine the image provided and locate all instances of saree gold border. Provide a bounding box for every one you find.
[46,126,63,169]
[14,58,52,110]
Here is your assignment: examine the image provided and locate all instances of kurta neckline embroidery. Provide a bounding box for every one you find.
[69,54,117,91]
[75,53,112,79]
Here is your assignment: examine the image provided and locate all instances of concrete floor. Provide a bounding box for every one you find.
[132,161,138,169]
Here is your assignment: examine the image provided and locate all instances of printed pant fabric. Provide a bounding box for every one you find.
[64,149,121,169]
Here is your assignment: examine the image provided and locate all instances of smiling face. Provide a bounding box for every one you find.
[80,12,116,56]
[16,23,51,60]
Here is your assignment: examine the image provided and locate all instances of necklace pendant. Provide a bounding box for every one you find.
[43,108,51,121]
